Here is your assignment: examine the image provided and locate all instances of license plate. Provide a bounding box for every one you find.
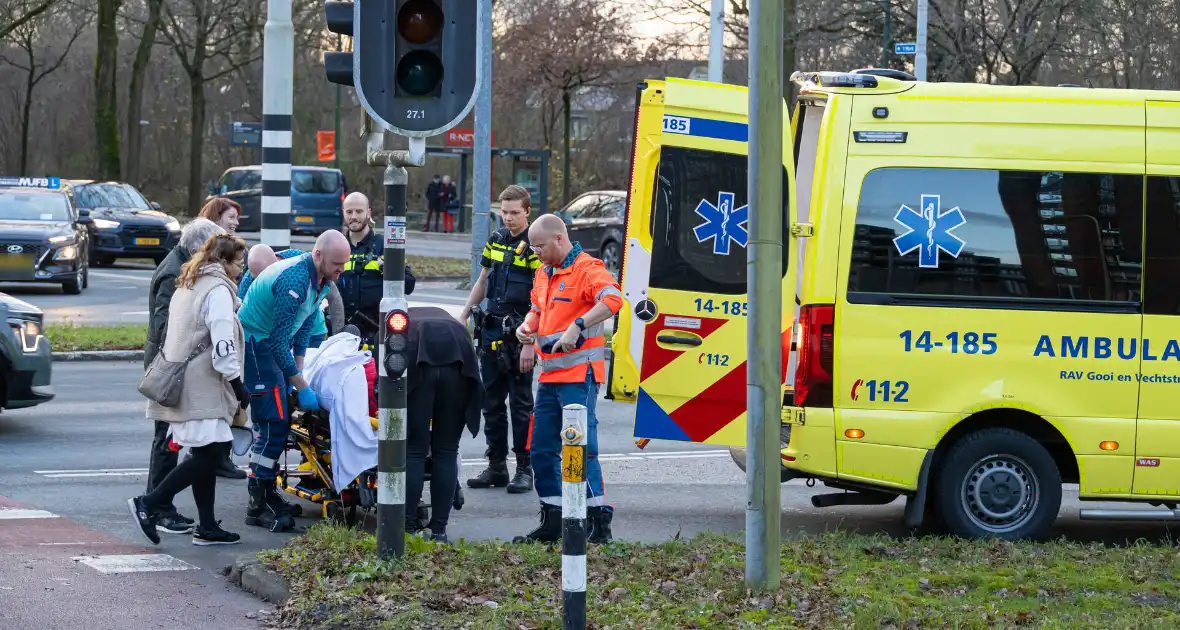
[135,238,160,246]
[0,254,32,270]
[295,216,314,224]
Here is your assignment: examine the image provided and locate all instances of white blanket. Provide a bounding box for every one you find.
[303,332,377,492]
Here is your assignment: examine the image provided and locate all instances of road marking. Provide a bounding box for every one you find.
[89,271,151,283]
[0,508,59,519]
[121,311,149,315]
[73,554,198,574]
[34,450,731,478]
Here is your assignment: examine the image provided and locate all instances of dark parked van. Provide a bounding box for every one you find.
[207,166,347,235]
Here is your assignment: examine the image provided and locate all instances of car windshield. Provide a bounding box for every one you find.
[292,170,341,194]
[0,192,71,221]
[75,183,150,209]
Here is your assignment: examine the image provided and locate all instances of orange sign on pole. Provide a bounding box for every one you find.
[316,131,336,161]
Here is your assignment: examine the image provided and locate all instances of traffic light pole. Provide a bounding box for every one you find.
[262,0,292,251]
[468,0,493,286]
[366,117,426,560]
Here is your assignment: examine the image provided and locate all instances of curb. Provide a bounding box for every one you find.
[52,350,143,362]
[228,554,291,605]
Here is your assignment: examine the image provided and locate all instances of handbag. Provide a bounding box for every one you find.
[137,340,209,407]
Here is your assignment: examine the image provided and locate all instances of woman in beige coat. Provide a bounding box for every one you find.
[127,234,250,546]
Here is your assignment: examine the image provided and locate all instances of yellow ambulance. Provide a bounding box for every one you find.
[607,68,1180,540]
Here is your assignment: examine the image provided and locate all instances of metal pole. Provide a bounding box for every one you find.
[469,0,493,287]
[708,0,725,83]
[377,160,408,560]
[745,0,783,590]
[915,0,928,80]
[334,34,342,170]
[881,0,891,69]
[261,0,292,251]
[561,404,588,629]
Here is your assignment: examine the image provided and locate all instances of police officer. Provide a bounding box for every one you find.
[337,192,416,343]
[460,185,541,493]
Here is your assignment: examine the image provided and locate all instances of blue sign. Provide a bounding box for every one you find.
[230,122,262,147]
[693,191,749,256]
[893,194,966,268]
[895,43,917,55]
[0,176,60,189]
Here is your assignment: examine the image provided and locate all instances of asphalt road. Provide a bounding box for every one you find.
[2,362,1179,628]
[236,230,474,259]
[1,264,470,326]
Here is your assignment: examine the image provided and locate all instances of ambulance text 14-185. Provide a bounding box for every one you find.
[899,330,997,355]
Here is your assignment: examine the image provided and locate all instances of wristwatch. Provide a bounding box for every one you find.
[574,317,585,331]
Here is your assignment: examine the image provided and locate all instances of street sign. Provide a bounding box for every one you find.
[230,122,262,146]
[317,130,336,161]
[443,127,495,148]
[895,42,917,55]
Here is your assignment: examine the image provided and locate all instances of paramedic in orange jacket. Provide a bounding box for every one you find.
[513,214,622,544]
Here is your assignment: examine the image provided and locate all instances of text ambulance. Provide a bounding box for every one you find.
[607,68,1180,540]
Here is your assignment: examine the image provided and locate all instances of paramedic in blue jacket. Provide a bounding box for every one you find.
[237,230,351,532]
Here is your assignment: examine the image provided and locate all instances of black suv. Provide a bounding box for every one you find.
[0,177,92,294]
[63,180,180,266]
[0,291,53,412]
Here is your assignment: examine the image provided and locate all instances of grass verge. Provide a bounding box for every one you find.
[407,254,470,279]
[46,322,146,352]
[260,523,1180,629]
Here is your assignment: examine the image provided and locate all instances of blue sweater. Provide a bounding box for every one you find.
[238,253,330,379]
[239,249,326,337]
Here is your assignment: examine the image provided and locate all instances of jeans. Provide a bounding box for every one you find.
[531,366,608,510]
[244,339,289,481]
[406,363,469,532]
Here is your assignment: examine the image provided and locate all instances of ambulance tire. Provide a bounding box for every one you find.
[933,427,1061,541]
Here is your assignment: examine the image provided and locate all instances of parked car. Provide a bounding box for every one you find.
[62,179,180,266]
[207,165,347,236]
[0,177,91,294]
[555,190,626,278]
[0,290,53,412]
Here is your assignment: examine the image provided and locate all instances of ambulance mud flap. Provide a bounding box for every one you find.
[903,449,936,528]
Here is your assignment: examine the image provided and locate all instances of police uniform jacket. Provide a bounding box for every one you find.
[480,226,542,319]
[338,228,417,329]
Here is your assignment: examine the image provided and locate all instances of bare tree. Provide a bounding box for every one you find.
[124,0,164,187]
[94,0,121,180]
[159,0,262,213]
[0,0,54,41]
[1,3,87,174]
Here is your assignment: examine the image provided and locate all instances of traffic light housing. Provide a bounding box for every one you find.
[322,0,478,138]
[383,309,410,378]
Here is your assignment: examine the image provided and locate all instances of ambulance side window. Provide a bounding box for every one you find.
[1143,176,1180,315]
[648,146,789,294]
[847,167,1142,309]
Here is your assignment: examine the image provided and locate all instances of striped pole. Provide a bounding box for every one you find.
[561,403,588,630]
[261,0,292,251]
[377,161,409,559]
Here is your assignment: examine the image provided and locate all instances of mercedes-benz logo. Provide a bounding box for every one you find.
[634,299,657,323]
[6,245,22,254]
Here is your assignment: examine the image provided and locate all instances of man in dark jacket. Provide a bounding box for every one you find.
[338,191,416,343]
[143,218,234,536]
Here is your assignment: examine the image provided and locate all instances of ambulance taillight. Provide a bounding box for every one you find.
[793,304,834,407]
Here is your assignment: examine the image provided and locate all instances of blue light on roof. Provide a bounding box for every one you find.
[0,176,61,189]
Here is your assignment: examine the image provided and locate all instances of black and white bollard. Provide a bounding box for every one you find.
[561,403,588,630]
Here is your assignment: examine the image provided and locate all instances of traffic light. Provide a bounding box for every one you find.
[323,1,355,87]
[383,309,410,378]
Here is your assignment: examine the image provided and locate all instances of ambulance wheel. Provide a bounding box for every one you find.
[932,427,1061,541]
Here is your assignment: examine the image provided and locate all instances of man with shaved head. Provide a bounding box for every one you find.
[512,212,623,544]
[337,190,415,343]
[236,229,351,532]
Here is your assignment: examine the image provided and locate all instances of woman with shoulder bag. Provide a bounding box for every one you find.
[127,233,251,546]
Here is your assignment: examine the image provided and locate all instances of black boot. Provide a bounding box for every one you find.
[588,506,614,544]
[506,453,534,494]
[512,503,562,544]
[269,466,302,516]
[245,479,296,532]
[466,456,510,489]
[215,452,247,479]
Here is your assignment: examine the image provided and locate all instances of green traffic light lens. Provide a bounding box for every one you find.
[397,0,444,44]
[397,50,444,96]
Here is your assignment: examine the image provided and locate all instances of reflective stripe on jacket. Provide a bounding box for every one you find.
[530,251,623,384]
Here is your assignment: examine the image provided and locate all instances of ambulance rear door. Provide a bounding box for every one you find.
[630,78,792,447]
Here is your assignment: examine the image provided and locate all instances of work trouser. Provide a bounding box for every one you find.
[479,334,534,460]
[145,420,180,515]
[531,365,608,511]
[245,339,289,481]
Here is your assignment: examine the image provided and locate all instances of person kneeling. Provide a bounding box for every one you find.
[128,234,251,546]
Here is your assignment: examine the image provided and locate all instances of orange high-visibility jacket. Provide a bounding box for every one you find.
[529,251,623,384]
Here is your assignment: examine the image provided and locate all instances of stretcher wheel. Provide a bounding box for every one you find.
[324,501,347,524]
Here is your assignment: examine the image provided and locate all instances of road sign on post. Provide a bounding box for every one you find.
[894,42,916,55]
[317,131,337,161]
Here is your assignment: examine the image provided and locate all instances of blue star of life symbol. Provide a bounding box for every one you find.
[692,191,749,256]
[893,194,967,268]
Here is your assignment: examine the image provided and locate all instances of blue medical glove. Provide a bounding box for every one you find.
[296,386,320,411]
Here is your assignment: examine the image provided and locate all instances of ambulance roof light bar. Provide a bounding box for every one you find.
[790,69,916,91]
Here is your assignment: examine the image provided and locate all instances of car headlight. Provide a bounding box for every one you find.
[8,318,42,353]
[53,245,77,261]
[167,220,180,232]
[93,218,120,229]
[48,234,72,244]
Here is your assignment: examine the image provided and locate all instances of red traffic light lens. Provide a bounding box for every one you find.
[386,310,409,334]
[398,0,443,44]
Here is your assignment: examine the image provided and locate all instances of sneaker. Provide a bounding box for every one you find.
[429,531,449,544]
[126,496,160,545]
[192,522,241,546]
[157,513,194,535]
